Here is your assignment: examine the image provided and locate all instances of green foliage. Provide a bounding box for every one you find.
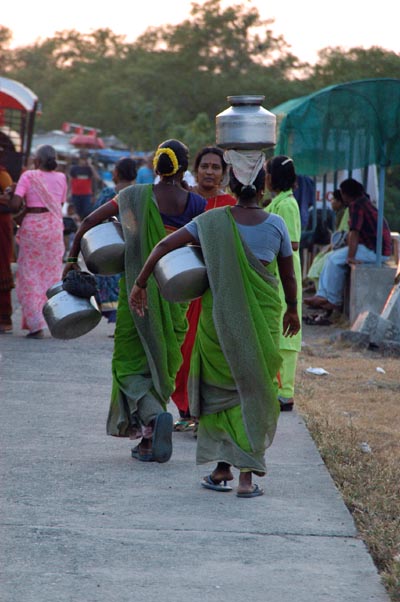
[309,46,400,89]
[169,113,215,163]
[1,0,399,213]
[2,0,302,145]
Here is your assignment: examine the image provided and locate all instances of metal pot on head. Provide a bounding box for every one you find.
[80,221,125,275]
[154,246,209,303]
[216,95,276,150]
[43,281,102,339]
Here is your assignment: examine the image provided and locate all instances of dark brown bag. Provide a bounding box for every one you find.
[62,270,98,299]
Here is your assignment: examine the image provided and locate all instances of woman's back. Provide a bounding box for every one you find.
[15,169,67,207]
[158,189,206,232]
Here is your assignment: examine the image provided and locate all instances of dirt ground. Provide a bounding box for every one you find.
[296,315,400,600]
[297,317,400,461]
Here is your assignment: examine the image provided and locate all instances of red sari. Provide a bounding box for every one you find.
[171,193,236,414]
[0,167,14,330]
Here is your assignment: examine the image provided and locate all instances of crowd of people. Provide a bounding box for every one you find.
[0,136,394,498]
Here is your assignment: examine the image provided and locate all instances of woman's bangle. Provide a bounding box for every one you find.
[66,257,78,263]
[285,298,297,307]
[135,279,147,289]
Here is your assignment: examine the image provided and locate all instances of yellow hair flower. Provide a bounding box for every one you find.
[153,147,179,176]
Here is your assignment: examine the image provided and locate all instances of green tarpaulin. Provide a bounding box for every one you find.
[272,78,400,177]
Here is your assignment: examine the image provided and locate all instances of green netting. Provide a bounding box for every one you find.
[271,78,400,177]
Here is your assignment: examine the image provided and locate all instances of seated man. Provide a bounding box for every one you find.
[305,178,392,311]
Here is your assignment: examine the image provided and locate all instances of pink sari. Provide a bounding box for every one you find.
[16,171,65,333]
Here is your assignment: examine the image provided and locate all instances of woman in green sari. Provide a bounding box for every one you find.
[130,163,300,497]
[265,156,302,412]
[63,140,206,463]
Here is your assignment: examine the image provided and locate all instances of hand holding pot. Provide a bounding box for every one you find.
[129,283,148,317]
[62,261,80,279]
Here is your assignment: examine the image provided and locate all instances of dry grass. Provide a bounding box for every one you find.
[296,323,400,601]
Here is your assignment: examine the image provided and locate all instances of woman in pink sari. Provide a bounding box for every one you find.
[10,145,67,338]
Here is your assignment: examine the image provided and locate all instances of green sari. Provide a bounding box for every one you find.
[308,207,349,282]
[189,208,282,472]
[106,184,188,437]
[267,189,302,353]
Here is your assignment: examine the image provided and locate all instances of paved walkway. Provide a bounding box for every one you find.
[1,297,390,602]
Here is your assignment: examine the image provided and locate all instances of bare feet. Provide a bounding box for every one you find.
[237,471,254,495]
[237,471,264,497]
[210,462,234,484]
[304,295,328,308]
[139,438,152,453]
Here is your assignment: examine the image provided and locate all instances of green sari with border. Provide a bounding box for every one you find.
[189,207,282,472]
[106,184,188,437]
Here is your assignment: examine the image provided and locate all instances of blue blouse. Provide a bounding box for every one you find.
[185,212,292,263]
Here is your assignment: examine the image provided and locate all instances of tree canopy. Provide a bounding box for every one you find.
[2,0,399,155]
[1,0,400,230]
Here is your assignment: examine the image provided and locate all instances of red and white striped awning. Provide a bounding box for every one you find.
[0,76,38,112]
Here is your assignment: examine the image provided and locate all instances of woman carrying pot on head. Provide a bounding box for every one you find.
[63,140,206,463]
[9,145,67,339]
[265,156,302,412]
[172,146,237,432]
[129,151,300,498]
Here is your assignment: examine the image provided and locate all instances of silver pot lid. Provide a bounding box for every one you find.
[227,95,265,106]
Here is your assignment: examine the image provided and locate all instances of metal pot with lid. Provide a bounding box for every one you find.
[154,245,209,303]
[42,281,102,339]
[216,95,276,150]
[80,220,125,276]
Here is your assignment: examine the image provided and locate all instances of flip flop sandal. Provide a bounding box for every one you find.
[279,397,294,412]
[131,444,154,462]
[236,484,264,498]
[173,419,196,432]
[304,314,333,326]
[26,330,45,339]
[201,475,233,492]
[152,412,173,463]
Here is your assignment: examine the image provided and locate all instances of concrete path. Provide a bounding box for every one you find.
[1,298,390,602]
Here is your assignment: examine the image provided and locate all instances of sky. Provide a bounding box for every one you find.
[3,0,400,65]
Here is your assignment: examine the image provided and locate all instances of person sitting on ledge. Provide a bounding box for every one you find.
[305,178,392,312]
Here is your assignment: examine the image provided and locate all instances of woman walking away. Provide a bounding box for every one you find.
[130,153,300,497]
[63,140,206,463]
[265,156,302,412]
[92,157,137,326]
[172,146,236,431]
[10,145,67,338]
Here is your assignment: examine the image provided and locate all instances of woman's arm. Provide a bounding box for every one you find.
[0,185,15,212]
[62,200,118,276]
[8,192,23,213]
[276,254,301,336]
[129,227,197,316]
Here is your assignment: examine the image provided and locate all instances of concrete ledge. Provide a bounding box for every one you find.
[348,263,397,325]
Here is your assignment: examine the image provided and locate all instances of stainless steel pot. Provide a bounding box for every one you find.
[80,221,125,275]
[43,281,102,339]
[216,94,276,150]
[154,246,209,303]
